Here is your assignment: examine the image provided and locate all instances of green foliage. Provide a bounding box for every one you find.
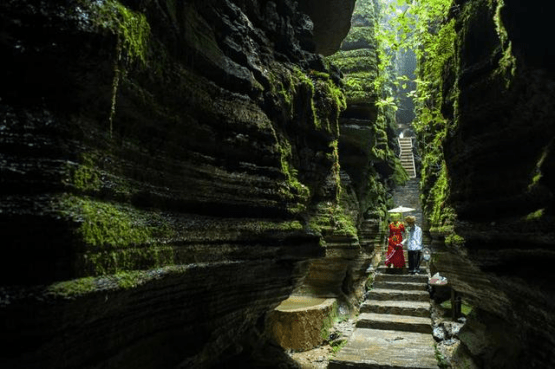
[377,0,460,230]
[365,274,374,290]
[434,344,450,368]
[445,232,465,248]
[331,339,347,355]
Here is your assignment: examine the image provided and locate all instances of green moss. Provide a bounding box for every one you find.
[57,194,178,275]
[327,49,379,74]
[440,299,474,316]
[74,0,151,136]
[277,140,310,213]
[342,71,380,104]
[493,0,517,85]
[83,245,175,276]
[69,197,151,247]
[365,274,374,290]
[47,276,97,297]
[528,144,550,191]
[524,209,544,222]
[320,300,339,341]
[445,233,465,248]
[47,271,155,298]
[434,344,450,368]
[342,26,378,48]
[307,202,358,239]
[309,70,330,79]
[80,0,151,65]
[68,154,102,192]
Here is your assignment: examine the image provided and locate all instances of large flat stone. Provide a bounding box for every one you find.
[374,281,428,291]
[361,300,430,317]
[367,288,430,302]
[356,313,432,334]
[329,328,439,368]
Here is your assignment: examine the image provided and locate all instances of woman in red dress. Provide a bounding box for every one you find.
[385,213,406,268]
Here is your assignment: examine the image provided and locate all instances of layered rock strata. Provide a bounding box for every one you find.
[0,0,362,367]
[424,0,555,367]
[292,0,406,310]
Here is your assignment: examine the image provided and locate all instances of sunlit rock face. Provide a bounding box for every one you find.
[292,0,402,309]
[436,0,555,367]
[0,0,356,367]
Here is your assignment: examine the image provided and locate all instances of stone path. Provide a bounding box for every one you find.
[329,265,438,368]
[399,137,416,178]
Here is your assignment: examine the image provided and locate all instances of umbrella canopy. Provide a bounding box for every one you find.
[387,206,415,213]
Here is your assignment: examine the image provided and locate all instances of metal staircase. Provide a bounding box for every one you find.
[398,137,417,178]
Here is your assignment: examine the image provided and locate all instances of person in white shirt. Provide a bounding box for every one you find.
[403,216,423,274]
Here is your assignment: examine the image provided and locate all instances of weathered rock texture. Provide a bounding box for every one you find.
[298,0,356,56]
[268,297,337,351]
[425,0,555,367]
[292,0,406,309]
[0,0,366,367]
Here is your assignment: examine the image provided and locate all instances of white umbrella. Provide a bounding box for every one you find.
[387,206,415,221]
[387,206,415,213]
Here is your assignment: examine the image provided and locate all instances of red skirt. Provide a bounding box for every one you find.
[385,244,405,268]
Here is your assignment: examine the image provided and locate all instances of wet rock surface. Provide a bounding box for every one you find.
[0,0,364,367]
[428,0,555,367]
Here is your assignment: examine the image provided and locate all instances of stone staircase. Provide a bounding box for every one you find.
[399,137,416,178]
[329,255,438,368]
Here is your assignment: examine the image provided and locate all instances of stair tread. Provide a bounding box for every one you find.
[356,313,432,333]
[358,312,432,324]
[369,288,429,295]
[374,281,427,290]
[362,300,430,309]
[329,328,439,369]
[361,301,430,317]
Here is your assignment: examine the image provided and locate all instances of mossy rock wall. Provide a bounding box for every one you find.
[0,0,358,367]
[328,0,407,221]
[419,0,555,367]
[291,0,407,310]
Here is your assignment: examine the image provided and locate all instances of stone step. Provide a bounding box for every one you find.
[374,281,427,291]
[329,328,438,369]
[366,288,429,302]
[356,313,432,334]
[375,272,429,284]
[376,267,428,281]
[361,300,430,317]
